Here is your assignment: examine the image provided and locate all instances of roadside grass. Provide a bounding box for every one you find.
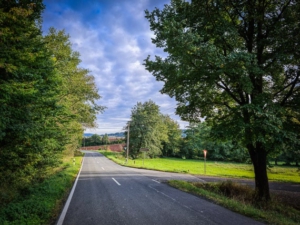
[168,180,300,225]
[99,150,300,183]
[0,155,83,225]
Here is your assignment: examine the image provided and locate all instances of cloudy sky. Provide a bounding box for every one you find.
[42,0,189,134]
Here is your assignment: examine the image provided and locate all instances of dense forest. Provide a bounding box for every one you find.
[0,0,104,206]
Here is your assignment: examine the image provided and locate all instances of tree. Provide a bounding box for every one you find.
[102,134,110,145]
[0,2,104,205]
[0,0,64,203]
[183,123,248,161]
[44,28,105,154]
[90,134,102,145]
[126,100,166,158]
[145,0,300,201]
[161,114,182,157]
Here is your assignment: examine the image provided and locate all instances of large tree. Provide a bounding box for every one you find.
[161,114,182,157]
[0,0,62,203]
[127,100,166,158]
[145,0,300,201]
[44,28,104,154]
[0,1,104,204]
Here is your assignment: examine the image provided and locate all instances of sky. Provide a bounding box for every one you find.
[42,0,189,135]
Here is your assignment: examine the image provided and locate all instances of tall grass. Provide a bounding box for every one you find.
[169,180,300,225]
[0,155,83,225]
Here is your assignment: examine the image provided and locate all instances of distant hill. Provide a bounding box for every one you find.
[84,132,125,138]
[106,132,125,137]
[85,130,187,138]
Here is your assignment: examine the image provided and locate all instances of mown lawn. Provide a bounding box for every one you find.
[0,155,83,225]
[99,150,300,183]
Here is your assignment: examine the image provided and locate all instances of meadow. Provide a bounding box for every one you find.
[100,150,300,183]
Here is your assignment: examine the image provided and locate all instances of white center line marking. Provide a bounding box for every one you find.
[101,167,105,170]
[112,178,121,186]
[152,179,160,183]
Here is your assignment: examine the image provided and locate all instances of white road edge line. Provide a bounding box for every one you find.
[112,178,121,186]
[152,179,160,183]
[56,157,85,225]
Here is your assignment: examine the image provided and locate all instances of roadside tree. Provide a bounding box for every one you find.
[145,0,300,201]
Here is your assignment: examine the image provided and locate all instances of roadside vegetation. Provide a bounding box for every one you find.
[0,0,103,217]
[99,151,300,183]
[0,154,83,225]
[169,180,300,225]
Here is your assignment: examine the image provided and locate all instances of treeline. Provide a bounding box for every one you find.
[0,1,103,206]
[82,134,124,146]
[126,101,299,166]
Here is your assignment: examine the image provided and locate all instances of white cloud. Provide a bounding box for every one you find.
[43,0,188,134]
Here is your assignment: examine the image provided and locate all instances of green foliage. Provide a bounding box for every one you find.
[126,100,182,158]
[102,134,110,145]
[0,156,82,225]
[161,115,182,157]
[182,122,248,162]
[0,0,64,204]
[145,0,300,200]
[0,3,104,205]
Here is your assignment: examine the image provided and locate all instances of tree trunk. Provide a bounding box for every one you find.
[247,142,270,201]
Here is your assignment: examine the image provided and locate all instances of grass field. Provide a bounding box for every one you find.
[0,155,83,225]
[100,150,300,183]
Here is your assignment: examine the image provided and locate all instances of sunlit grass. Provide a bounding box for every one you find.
[99,150,300,183]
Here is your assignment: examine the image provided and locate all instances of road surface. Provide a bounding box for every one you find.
[57,151,264,225]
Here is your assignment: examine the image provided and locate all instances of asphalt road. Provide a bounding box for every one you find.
[57,151,264,225]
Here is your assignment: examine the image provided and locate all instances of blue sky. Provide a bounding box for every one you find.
[42,0,189,134]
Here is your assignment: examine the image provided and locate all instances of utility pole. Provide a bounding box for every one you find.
[126,121,130,163]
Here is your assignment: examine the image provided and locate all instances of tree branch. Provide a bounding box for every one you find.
[215,80,242,105]
[280,71,300,106]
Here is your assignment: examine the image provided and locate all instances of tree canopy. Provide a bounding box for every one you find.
[145,0,300,201]
[126,100,182,158]
[0,1,104,205]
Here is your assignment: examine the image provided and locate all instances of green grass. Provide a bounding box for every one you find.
[0,156,83,225]
[99,150,300,183]
[169,180,300,225]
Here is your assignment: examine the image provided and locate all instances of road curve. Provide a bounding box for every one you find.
[57,151,264,225]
